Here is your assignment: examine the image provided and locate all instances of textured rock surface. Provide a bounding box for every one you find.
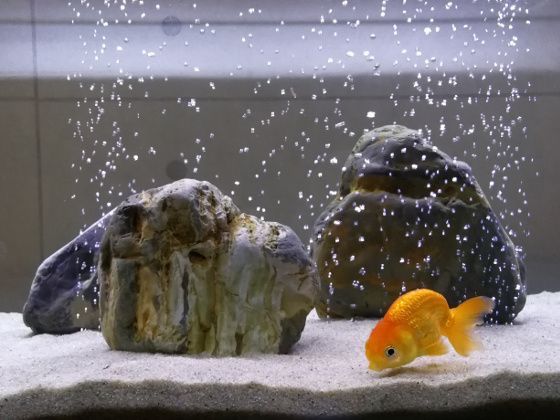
[312,125,526,323]
[99,178,316,355]
[22,213,113,333]
[1,292,559,418]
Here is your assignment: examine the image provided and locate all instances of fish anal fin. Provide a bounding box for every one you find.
[423,339,449,356]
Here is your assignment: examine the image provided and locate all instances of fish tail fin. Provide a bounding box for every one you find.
[443,296,495,356]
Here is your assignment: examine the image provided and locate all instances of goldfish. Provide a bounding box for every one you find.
[365,288,494,371]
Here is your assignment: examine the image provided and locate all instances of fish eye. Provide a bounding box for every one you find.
[385,346,397,358]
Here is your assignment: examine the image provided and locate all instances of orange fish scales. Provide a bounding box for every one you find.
[386,289,450,326]
[386,289,450,349]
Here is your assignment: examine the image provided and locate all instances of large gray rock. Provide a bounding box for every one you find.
[22,213,112,334]
[99,179,317,355]
[312,125,526,324]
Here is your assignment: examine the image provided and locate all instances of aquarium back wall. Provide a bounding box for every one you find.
[1,0,559,312]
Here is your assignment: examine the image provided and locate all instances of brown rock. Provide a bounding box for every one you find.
[99,178,317,355]
[312,125,526,323]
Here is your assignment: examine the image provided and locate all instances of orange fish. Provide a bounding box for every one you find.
[365,289,494,371]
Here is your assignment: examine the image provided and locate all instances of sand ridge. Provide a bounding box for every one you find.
[1,292,559,418]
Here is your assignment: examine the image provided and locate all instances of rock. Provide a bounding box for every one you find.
[99,178,317,355]
[22,213,112,334]
[312,125,526,324]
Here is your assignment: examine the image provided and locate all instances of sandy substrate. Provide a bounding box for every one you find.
[1,292,559,419]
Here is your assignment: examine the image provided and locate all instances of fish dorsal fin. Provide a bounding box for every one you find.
[423,339,449,356]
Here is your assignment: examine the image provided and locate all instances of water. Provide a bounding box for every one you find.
[0,0,557,358]
[63,0,534,255]
[2,5,560,420]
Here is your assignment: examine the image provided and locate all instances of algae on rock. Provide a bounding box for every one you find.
[311,125,526,324]
[99,179,317,355]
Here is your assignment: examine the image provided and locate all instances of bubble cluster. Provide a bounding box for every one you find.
[64,1,535,322]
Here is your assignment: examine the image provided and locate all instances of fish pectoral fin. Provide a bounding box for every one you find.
[423,340,449,356]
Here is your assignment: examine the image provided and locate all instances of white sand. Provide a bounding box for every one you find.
[1,292,559,418]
